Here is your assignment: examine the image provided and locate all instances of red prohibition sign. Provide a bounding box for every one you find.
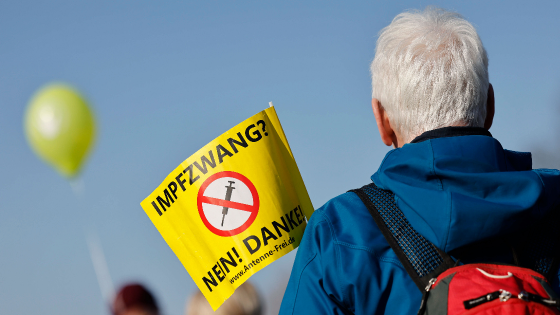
[197,171,260,237]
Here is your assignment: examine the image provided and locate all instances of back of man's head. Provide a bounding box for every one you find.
[370,6,489,143]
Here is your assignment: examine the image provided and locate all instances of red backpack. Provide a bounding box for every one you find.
[353,184,560,315]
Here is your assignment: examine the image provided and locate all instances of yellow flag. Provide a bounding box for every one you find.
[140,106,313,310]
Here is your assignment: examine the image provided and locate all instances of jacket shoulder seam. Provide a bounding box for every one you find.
[288,252,318,315]
[313,210,358,310]
[285,212,329,314]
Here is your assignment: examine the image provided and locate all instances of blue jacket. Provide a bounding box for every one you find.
[279,129,560,315]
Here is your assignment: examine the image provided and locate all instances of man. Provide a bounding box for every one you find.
[279,7,560,315]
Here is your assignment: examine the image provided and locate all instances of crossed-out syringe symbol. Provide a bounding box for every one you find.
[221,181,236,226]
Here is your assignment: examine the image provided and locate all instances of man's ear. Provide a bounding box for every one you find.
[484,83,495,130]
[372,98,398,147]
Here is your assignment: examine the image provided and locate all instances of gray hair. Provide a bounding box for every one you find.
[370,7,489,142]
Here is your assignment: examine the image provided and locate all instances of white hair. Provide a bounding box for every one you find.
[370,7,489,143]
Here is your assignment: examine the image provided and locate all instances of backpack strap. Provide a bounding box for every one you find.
[351,183,456,292]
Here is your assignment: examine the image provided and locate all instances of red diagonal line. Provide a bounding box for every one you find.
[200,196,255,212]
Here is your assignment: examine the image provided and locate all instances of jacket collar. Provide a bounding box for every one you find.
[411,126,492,144]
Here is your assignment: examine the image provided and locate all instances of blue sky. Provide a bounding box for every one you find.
[1,1,560,314]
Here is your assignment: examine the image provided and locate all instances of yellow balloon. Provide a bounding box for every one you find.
[24,83,96,178]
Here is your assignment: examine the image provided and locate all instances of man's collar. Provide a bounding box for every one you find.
[410,126,492,144]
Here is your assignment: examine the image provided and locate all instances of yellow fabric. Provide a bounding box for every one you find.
[141,106,313,310]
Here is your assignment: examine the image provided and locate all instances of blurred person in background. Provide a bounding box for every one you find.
[185,281,262,315]
[279,6,560,315]
[113,283,160,315]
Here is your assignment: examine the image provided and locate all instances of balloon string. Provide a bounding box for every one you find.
[69,177,85,197]
[71,179,115,310]
[86,228,116,309]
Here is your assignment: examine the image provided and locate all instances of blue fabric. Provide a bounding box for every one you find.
[279,135,560,315]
